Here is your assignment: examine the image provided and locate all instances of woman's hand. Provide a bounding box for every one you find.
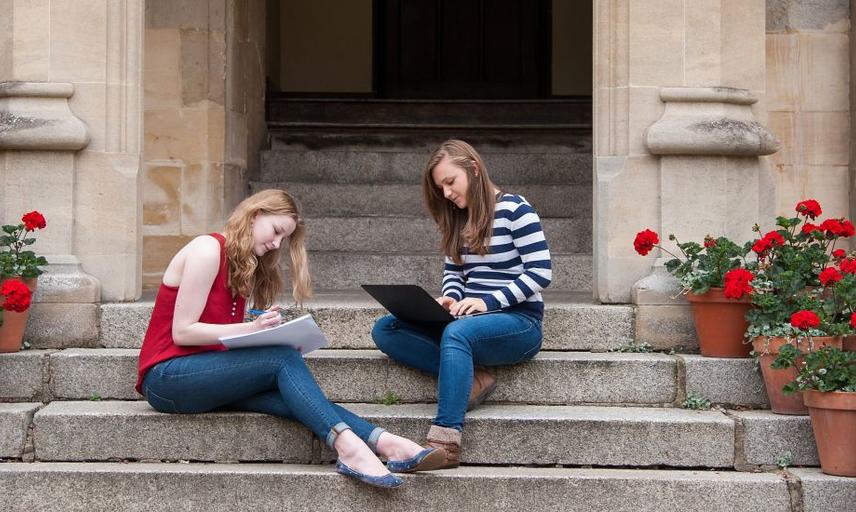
[436,296,457,311]
[449,298,487,316]
[252,306,283,331]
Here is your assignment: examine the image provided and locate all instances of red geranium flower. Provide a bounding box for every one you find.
[752,231,784,257]
[802,223,820,234]
[752,238,772,256]
[795,199,822,219]
[841,220,855,238]
[703,236,716,249]
[819,267,843,286]
[840,258,856,274]
[790,310,821,330]
[0,279,32,313]
[723,268,753,299]
[21,211,46,231]
[833,249,846,259]
[633,229,659,256]
[820,219,844,236]
[764,231,785,246]
[850,312,856,330]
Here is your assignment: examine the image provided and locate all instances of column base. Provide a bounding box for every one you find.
[631,262,698,352]
[26,255,101,348]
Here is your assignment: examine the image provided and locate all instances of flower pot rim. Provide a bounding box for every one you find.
[750,335,843,355]
[803,389,856,410]
[686,287,752,304]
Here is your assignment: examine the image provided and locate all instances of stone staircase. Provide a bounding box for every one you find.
[256,98,593,290]
[2,100,854,509]
[2,296,855,510]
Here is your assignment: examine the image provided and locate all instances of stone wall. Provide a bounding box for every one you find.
[766,0,851,227]
[142,0,265,289]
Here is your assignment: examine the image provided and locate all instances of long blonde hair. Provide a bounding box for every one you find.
[422,139,498,264]
[223,189,311,307]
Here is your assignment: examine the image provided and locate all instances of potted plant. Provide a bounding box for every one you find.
[0,211,48,352]
[773,345,856,476]
[747,199,852,414]
[633,229,756,357]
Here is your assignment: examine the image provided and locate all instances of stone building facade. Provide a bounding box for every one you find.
[0,0,853,347]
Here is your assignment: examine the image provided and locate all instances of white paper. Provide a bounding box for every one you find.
[218,314,328,354]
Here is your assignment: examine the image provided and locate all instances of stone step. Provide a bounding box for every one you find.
[259,149,592,185]
[250,182,592,219]
[1,350,770,409]
[0,403,40,459]
[268,98,592,126]
[14,402,823,469]
[96,292,633,352]
[31,401,732,467]
[270,128,592,153]
[303,252,591,291]
[298,216,590,254]
[3,463,827,512]
[38,349,677,405]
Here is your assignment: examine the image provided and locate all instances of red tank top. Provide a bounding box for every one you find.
[135,233,246,394]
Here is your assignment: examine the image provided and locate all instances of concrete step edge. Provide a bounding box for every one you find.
[1,462,821,512]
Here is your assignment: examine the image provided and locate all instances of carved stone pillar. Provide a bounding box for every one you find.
[632,86,779,350]
[0,82,101,346]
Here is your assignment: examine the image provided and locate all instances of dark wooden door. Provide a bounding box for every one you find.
[379,0,550,99]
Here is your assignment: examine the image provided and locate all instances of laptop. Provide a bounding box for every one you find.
[361,284,496,324]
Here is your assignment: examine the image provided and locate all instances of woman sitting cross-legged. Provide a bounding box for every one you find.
[372,139,552,470]
[136,189,444,488]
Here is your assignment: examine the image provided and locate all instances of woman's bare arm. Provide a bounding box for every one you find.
[170,236,280,345]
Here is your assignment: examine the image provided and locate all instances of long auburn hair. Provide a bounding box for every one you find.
[223,189,311,307]
[422,139,498,264]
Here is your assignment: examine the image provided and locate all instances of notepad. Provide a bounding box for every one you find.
[218,314,329,354]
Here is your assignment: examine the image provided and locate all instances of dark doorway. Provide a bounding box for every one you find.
[377,0,551,99]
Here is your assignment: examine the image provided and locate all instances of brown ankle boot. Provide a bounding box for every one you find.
[424,425,461,469]
[467,367,497,411]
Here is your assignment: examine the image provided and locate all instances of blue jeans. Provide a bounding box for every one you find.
[372,311,542,431]
[141,346,385,449]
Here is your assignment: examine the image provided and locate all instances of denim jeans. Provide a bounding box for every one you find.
[372,311,542,430]
[141,345,385,449]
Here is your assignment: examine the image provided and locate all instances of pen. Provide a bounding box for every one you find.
[248,307,284,317]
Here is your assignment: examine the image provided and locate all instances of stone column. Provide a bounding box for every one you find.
[633,87,779,349]
[593,0,779,349]
[0,83,100,346]
[0,0,145,346]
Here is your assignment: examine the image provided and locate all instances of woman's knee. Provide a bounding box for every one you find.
[371,315,398,352]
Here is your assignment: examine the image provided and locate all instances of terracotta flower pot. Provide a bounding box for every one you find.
[0,277,36,353]
[803,390,856,477]
[751,336,843,415]
[686,288,752,358]
[844,335,856,352]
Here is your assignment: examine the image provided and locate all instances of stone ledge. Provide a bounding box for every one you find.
[47,349,678,405]
[0,403,40,458]
[0,81,90,150]
[791,468,856,509]
[0,463,794,511]
[683,355,768,407]
[99,298,635,351]
[32,401,734,468]
[25,303,99,349]
[734,411,816,467]
[0,350,54,401]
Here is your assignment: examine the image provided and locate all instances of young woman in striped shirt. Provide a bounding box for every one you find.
[372,139,552,470]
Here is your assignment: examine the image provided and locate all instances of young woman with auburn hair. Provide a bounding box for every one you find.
[136,189,442,488]
[372,140,553,470]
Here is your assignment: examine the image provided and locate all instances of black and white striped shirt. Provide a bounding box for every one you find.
[442,193,552,319]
